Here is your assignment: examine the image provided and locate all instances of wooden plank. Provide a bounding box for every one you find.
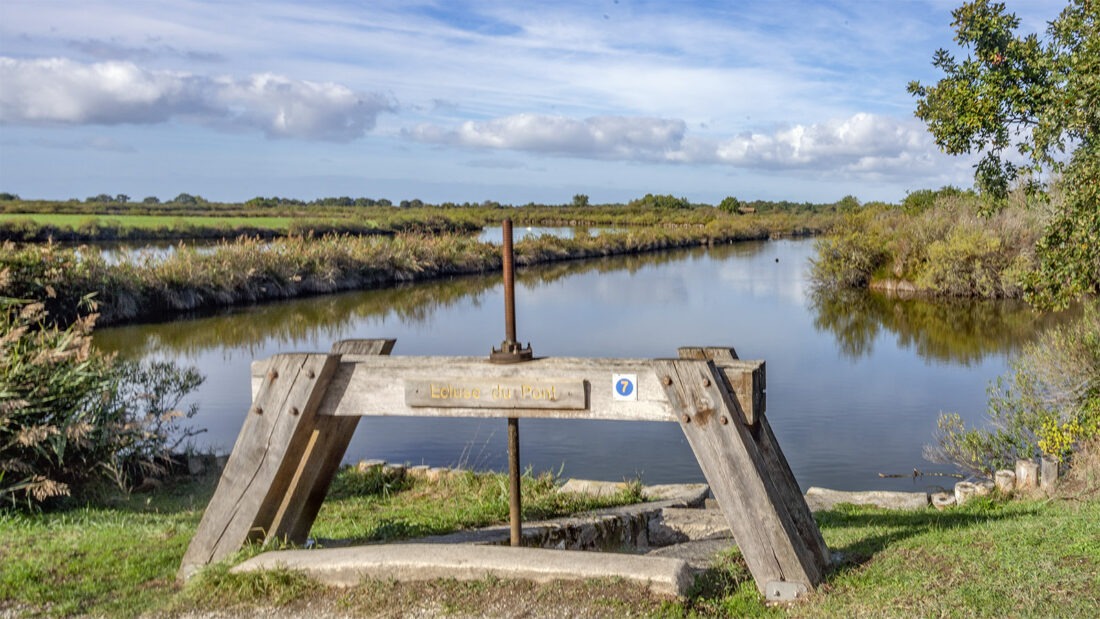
[178,353,338,580]
[265,339,396,546]
[655,359,823,596]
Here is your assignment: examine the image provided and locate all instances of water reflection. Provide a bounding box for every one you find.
[810,288,1077,365]
[477,226,624,244]
[95,242,764,359]
[94,239,1061,492]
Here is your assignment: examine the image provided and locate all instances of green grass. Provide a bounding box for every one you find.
[312,467,644,543]
[0,467,642,617]
[3,468,1096,618]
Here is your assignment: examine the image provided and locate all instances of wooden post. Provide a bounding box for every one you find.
[656,357,827,599]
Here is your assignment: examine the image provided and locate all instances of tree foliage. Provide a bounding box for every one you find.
[908,0,1099,308]
[717,196,742,214]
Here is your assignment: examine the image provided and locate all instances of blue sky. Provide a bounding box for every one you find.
[0,0,1066,205]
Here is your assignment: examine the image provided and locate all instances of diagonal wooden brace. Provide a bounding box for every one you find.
[264,339,396,546]
[655,358,827,598]
[678,347,829,573]
[178,339,394,581]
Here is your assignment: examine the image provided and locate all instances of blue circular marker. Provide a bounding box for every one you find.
[615,377,635,397]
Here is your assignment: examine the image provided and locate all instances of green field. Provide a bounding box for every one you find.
[0,213,299,229]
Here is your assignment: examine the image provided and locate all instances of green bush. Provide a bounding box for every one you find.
[926,302,1100,474]
[0,290,204,508]
[810,225,889,289]
[810,192,1041,298]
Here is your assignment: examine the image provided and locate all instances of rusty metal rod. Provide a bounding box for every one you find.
[505,220,521,545]
[502,218,517,344]
[508,416,522,546]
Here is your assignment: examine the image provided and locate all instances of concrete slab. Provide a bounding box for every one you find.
[646,539,737,571]
[557,478,629,497]
[643,483,710,507]
[649,507,732,545]
[803,487,929,512]
[231,544,693,597]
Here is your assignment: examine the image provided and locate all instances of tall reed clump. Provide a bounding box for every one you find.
[925,301,1100,475]
[810,191,1043,298]
[0,279,204,509]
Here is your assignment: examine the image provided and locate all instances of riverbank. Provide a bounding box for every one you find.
[1,216,829,327]
[1,461,1097,618]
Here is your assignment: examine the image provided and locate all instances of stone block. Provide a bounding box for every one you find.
[1015,459,1039,491]
[357,459,386,473]
[931,491,956,510]
[994,470,1016,494]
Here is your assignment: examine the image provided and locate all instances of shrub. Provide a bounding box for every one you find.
[925,302,1100,474]
[810,192,1041,298]
[810,226,888,289]
[0,289,203,508]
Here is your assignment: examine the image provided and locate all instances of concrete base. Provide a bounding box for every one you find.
[232,544,693,597]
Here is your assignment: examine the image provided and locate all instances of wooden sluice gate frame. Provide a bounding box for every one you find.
[178,339,831,600]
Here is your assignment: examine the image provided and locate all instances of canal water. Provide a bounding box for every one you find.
[93,239,1065,493]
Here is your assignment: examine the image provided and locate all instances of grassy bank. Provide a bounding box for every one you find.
[2,464,1097,618]
[1,214,829,327]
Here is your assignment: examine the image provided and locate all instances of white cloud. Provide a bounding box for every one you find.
[408,111,941,179]
[408,114,686,160]
[0,57,394,141]
[712,113,935,173]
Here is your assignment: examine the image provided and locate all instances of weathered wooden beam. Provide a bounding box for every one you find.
[264,339,396,546]
[678,347,828,583]
[251,356,766,422]
[178,353,339,581]
[656,358,824,598]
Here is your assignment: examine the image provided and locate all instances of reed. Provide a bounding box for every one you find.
[1,214,832,327]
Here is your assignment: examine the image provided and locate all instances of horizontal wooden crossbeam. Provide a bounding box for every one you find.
[252,355,765,423]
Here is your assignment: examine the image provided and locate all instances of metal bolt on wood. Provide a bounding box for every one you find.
[662,376,673,386]
[681,414,692,423]
[720,415,730,425]
[702,378,711,387]
[267,370,278,381]
[251,406,263,415]
[290,407,300,416]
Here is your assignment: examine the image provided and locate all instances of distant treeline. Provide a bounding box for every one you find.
[0,191,870,217]
[0,192,861,243]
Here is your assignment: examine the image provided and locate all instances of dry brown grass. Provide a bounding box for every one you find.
[1061,438,1100,500]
